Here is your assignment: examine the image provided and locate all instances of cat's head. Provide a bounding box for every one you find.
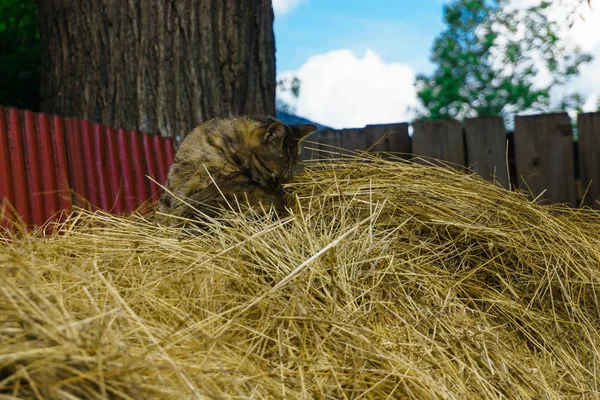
[243,116,317,187]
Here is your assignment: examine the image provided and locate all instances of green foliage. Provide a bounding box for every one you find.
[0,0,40,111]
[276,76,301,114]
[416,0,592,120]
[277,76,301,98]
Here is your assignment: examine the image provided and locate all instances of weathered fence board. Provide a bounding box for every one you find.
[305,123,411,164]
[514,113,576,206]
[364,123,411,155]
[464,116,509,188]
[341,128,366,152]
[411,119,465,168]
[318,128,342,158]
[577,112,600,208]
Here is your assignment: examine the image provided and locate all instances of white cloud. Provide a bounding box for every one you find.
[277,3,600,128]
[277,49,418,129]
[272,0,303,16]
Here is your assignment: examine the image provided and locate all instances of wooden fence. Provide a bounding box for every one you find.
[0,106,175,230]
[1,107,599,230]
[301,112,600,208]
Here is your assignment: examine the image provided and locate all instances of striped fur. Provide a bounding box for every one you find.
[158,116,317,226]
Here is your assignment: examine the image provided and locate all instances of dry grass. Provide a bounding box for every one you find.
[1,153,600,399]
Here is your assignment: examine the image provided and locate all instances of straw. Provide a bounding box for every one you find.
[1,152,599,399]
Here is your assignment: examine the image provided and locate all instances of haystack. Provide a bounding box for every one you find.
[1,153,599,399]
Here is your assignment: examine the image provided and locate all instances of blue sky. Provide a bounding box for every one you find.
[274,0,445,75]
[272,0,600,129]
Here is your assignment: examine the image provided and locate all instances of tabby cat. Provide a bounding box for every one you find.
[158,116,317,226]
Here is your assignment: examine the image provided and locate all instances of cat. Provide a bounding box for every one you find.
[158,116,317,226]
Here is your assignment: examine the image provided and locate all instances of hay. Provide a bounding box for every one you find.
[1,153,600,399]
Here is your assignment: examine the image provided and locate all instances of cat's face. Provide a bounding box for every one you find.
[245,117,317,187]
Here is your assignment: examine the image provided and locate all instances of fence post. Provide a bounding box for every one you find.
[514,113,576,206]
[411,118,465,168]
[577,112,600,208]
[464,116,509,188]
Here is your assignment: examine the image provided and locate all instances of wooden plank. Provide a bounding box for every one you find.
[297,128,320,166]
[340,128,365,153]
[318,128,342,159]
[297,137,316,166]
[577,112,600,208]
[411,119,465,168]
[514,113,576,206]
[364,123,410,155]
[464,116,509,188]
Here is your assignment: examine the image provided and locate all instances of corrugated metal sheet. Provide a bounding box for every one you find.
[0,106,174,230]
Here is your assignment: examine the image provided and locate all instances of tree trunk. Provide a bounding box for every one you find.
[38,0,276,143]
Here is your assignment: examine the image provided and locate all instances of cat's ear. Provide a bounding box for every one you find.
[291,124,318,141]
[263,121,286,144]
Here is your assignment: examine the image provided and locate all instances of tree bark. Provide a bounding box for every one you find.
[38,0,276,143]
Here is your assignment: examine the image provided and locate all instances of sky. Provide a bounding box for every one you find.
[273,0,600,129]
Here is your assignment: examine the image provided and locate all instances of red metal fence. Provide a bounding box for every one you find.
[0,106,174,230]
